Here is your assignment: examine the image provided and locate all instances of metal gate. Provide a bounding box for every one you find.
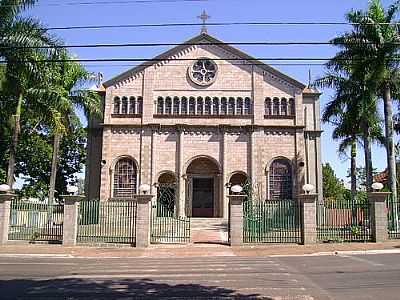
[317,200,371,243]
[77,200,137,245]
[243,199,301,244]
[387,197,400,239]
[151,184,190,244]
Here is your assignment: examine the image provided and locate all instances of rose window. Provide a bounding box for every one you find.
[188,58,218,86]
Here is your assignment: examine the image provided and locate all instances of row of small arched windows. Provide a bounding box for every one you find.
[113,96,143,115]
[265,97,295,117]
[112,157,292,200]
[156,96,252,116]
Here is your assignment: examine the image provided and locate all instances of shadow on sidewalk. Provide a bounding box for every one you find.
[0,278,268,299]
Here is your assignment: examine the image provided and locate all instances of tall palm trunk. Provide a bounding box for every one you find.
[7,93,23,188]
[350,138,357,224]
[383,86,398,230]
[362,125,373,192]
[47,133,61,223]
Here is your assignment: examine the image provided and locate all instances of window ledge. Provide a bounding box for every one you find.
[153,114,253,119]
[111,114,142,118]
[264,115,295,119]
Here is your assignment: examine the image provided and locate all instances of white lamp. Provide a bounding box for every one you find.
[67,185,79,195]
[371,182,384,192]
[0,184,11,193]
[302,184,315,194]
[231,185,243,194]
[139,184,151,195]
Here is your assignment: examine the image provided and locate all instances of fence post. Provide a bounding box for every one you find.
[136,194,153,248]
[62,195,84,246]
[368,192,390,243]
[228,194,245,246]
[299,193,318,245]
[0,193,14,245]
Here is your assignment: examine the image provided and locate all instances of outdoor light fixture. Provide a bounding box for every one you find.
[139,184,151,195]
[67,185,79,195]
[0,184,11,193]
[231,185,243,194]
[371,182,384,192]
[302,184,314,194]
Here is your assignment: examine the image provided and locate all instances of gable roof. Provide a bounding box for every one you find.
[102,33,307,89]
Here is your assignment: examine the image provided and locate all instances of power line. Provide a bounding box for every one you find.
[46,21,400,31]
[82,62,327,68]
[1,0,208,7]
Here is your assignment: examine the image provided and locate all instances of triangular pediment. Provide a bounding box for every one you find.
[102,33,306,90]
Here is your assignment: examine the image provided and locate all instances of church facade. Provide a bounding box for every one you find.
[86,32,323,218]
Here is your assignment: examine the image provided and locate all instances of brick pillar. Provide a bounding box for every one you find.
[136,194,153,248]
[229,195,245,246]
[368,192,390,243]
[62,195,84,246]
[0,193,14,245]
[299,193,317,245]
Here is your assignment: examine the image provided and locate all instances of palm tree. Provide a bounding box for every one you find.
[331,0,400,206]
[0,0,59,188]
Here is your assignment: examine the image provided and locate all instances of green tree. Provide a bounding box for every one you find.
[322,163,346,201]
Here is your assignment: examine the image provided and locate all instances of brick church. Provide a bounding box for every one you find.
[85,30,323,219]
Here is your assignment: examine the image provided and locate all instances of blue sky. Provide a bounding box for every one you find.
[26,0,398,182]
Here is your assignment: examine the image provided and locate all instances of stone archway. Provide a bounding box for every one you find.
[186,156,221,218]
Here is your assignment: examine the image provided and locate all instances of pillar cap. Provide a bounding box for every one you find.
[367,192,391,203]
[136,194,154,203]
[62,195,85,203]
[228,194,246,204]
[0,193,15,202]
[298,193,318,203]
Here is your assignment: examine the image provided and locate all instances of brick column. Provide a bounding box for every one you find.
[368,192,390,243]
[136,194,153,248]
[299,193,317,245]
[62,195,84,246]
[229,195,245,246]
[0,193,14,245]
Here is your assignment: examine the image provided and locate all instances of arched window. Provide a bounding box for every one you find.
[281,98,288,116]
[197,97,204,115]
[273,98,280,115]
[244,98,252,115]
[205,97,212,115]
[137,97,143,114]
[113,97,120,114]
[121,97,128,114]
[212,97,219,115]
[265,98,272,115]
[113,158,137,198]
[189,97,196,115]
[157,97,164,114]
[221,97,228,115]
[237,98,243,115]
[157,172,176,216]
[269,159,292,200]
[129,97,136,114]
[165,97,172,115]
[173,97,180,115]
[229,172,248,195]
[289,98,295,115]
[228,97,235,115]
[181,97,188,115]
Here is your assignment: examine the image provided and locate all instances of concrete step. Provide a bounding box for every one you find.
[190,218,228,230]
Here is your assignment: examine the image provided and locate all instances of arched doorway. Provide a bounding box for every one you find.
[228,172,248,194]
[156,172,177,216]
[186,156,221,218]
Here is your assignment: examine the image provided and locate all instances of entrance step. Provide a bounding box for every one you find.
[191,218,228,245]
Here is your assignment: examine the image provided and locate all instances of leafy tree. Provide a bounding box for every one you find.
[322,163,346,201]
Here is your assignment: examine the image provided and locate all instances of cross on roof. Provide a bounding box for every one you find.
[198,10,210,34]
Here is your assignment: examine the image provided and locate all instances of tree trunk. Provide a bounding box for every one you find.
[350,138,357,224]
[47,133,61,224]
[362,125,373,192]
[7,93,23,188]
[383,86,399,230]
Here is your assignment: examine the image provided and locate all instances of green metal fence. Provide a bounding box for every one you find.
[317,200,371,243]
[77,200,137,245]
[243,200,301,244]
[151,184,190,244]
[387,197,400,239]
[8,200,64,243]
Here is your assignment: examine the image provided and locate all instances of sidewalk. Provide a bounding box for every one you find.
[1,241,400,258]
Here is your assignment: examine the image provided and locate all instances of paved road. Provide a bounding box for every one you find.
[0,253,399,299]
